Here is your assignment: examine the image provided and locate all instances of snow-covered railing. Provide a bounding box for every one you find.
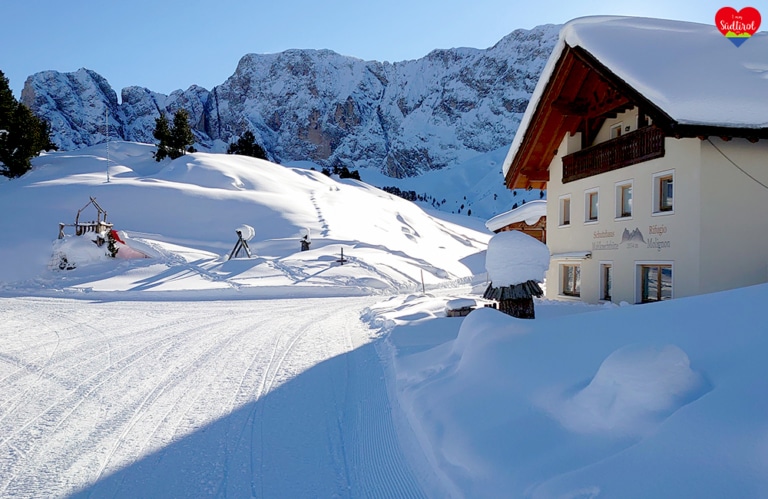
[57,197,113,239]
[58,221,114,239]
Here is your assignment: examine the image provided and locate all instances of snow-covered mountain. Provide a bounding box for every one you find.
[20,25,559,180]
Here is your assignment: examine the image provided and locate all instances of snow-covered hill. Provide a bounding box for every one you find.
[20,25,559,182]
[0,142,490,294]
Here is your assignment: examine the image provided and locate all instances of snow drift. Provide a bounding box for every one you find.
[373,281,768,498]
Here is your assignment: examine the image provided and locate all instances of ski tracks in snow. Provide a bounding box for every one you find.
[0,296,428,498]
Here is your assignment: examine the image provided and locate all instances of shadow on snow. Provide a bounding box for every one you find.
[68,340,426,499]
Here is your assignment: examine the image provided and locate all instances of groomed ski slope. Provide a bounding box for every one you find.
[0,295,437,498]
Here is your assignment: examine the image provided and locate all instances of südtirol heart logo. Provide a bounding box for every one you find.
[715,7,761,46]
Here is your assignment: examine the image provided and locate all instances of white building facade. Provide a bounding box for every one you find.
[502,17,768,304]
[546,112,768,304]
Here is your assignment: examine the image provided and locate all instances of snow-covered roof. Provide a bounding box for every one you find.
[485,199,546,232]
[504,16,768,177]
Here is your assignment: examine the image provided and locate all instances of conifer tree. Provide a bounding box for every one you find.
[0,72,15,128]
[152,113,171,161]
[0,70,56,178]
[226,130,267,159]
[171,109,195,155]
[153,109,195,162]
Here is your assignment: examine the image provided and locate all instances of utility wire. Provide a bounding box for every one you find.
[706,138,768,191]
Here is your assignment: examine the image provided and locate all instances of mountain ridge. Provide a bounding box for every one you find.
[21,25,560,179]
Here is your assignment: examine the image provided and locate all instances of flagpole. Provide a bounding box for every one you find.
[106,108,111,183]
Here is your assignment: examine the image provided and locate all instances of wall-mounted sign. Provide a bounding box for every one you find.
[591,225,671,252]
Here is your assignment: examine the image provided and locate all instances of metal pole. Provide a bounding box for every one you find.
[106,108,110,183]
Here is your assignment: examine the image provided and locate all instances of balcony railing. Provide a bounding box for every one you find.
[562,126,665,183]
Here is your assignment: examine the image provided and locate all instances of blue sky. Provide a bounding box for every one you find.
[0,0,753,98]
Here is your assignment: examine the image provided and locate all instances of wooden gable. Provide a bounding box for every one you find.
[505,45,768,190]
[505,46,668,190]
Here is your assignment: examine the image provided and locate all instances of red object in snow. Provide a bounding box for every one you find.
[110,229,125,244]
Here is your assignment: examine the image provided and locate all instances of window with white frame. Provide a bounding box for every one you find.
[653,170,674,214]
[559,195,571,226]
[561,263,581,297]
[585,188,599,222]
[615,181,632,219]
[600,263,612,302]
[638,263,673,303]
[610,122,623,139]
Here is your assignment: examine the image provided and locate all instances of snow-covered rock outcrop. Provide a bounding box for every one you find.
[21,25,559,178]
[21,68,124,150]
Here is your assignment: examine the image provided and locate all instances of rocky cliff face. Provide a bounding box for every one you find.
[21,25,559,178]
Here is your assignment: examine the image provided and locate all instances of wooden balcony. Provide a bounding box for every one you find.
[562,126,665,183]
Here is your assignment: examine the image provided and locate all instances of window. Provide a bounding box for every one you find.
[610,123,623,139]
[561,264,581,297]
[659,176,673,211]
[653,170,674,214]
[614,181,633,219]
[639,264,672,302]
[600,263,612,301]
[585,189,599,222]
[559,195,571,226]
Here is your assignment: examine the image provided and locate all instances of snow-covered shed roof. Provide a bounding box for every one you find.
[485,199,546,232]
[503,16,768,188]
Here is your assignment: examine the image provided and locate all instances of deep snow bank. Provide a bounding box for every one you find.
[372,283,768,498]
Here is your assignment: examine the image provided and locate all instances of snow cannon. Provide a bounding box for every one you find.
[300,228,311,251]
[237,224,255,242]
[229,225,255,260]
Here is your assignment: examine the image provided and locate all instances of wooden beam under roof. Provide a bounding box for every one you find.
[520,168,550,181]
[505,45,673,190]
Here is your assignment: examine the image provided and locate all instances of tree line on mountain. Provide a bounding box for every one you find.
[381,187,477,214]
[0,70,56,178]
[381,186,447,207]
[320,164,361,180]
[382,186,422,202]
